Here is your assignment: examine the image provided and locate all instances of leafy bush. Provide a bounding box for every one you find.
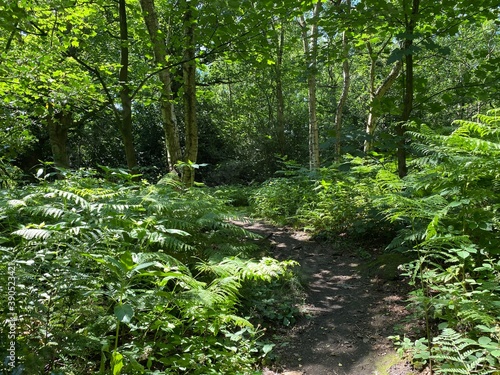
[385,111,500,374]
[250,170,312,224]
[238,266,303,330]
[250,157,398,236]
[0,170,297,374]
[0,158,23,188]
[209,185,255,208]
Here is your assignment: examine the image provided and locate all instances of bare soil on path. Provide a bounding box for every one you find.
[236,220,424,375]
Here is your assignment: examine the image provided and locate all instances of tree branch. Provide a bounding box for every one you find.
[67,52,120,121]
[130,27,257,100]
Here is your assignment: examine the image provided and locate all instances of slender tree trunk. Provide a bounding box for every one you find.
[334,15,350,159]
[300,1,322,170]
[398,0,420,178]
[181,0,198,187]
[139,0,182,173]
[275,20,286,155]
[118,0,138,173]
[364,42,402,152]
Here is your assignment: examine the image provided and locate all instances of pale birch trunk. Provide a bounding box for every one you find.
[332,0,351,160]
[334,28,350,159]
[300,1,322,170]
[275,21,286,155]
[139,0,182,173]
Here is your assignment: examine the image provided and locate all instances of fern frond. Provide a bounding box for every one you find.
[31,205,65,219]
[217,314,253,328]
[452,120,491,138]
[13,227,52,240]
[7,199,27,208]
[434,368,469,374]
[48,189,91,210]
[207,276,241,303]
[146,231,194,252]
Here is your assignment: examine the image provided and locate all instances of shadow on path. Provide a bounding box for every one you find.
[236,220,416,375]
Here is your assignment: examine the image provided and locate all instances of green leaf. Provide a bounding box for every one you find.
[262,343,275,355]
[111,351,124,375]
[387,48,403,64]
[478,336,491,346]
[119,251,135,271]
[114,304,134,323]
[164,228,190,236]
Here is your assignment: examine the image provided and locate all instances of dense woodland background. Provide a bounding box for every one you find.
[1,0,500,374]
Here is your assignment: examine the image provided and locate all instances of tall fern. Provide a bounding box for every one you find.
[0,172,296,374]
[384,111,500,374]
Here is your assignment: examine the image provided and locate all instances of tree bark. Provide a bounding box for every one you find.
[181,0,198,187]
[118,0,138,174]
[398,0,420,178]
[364,41,402,153]
[138,0,182,173]
[300,1,322,170]
[46,106,71,170]
[334,4,350,160]
[274,20,286,155]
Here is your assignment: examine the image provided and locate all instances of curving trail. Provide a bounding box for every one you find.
[237,220,422,375]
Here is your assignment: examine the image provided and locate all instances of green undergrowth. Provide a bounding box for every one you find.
[386,113,500,374]
[0,170,300,375]
[249,156,401,237]
[247,110,500,375]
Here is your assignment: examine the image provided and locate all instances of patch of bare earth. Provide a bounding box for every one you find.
[237,220,424,375]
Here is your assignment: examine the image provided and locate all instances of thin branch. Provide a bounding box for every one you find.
[74,102,109,126]
[67,53,119,121]
[414,80,500,110]
[130,27,257,100]
[197,79,243,87]
[4,24,18,52]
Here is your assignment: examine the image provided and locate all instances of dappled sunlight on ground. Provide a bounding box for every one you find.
[236,219,420,375]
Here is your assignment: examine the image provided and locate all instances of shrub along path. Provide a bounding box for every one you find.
[237,220,425,375]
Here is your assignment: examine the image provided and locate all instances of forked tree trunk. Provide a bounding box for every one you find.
[364,41,402,153]
[139,0,182,173]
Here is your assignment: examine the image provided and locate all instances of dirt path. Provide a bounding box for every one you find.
[237,220,418,375]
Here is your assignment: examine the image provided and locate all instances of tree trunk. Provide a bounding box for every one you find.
[364,41,402,153]
[300,1,322,170]
[46,107,71,170]
[398,0,420,178]
[118,0,138,174]
[181,0,198,187]
[139,0,182,173]
[334,16,350,159]
[274,20,286,156]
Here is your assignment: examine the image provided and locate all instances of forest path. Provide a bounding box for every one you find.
[236,220,419,375]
